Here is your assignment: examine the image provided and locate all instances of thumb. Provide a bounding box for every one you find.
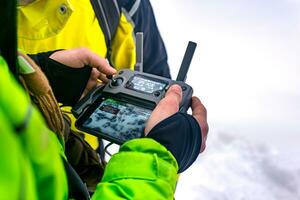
[144,84,182,135]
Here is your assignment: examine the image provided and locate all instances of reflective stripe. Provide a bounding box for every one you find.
[97,0,112,41]
[129,0,141,17]
[121,7,135,28]
[112,0,120,17]
[18,55,35,74]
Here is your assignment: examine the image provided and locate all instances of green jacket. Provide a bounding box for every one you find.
[0,56,178,199]
[0,56,68,200]
[92,138,179,200]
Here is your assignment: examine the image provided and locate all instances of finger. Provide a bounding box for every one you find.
[154,84,182,116]
[165,84,183,105]
[90,68,101,81]
[191,96,207,120]
[144,85,182,134]
[81,69,100,97]
[81,48,116,75]
[98,73,109,83]
[191,96,209,152]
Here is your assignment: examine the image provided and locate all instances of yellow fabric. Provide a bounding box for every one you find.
[17,0,136,70]
[111,14,136,70]
[17,0,137,149]
[60,106,99,149]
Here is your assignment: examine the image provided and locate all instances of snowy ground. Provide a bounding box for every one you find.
[175,128,300,200]
[150,0,300,199]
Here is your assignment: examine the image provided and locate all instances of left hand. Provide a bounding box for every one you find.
[49,48,116,98]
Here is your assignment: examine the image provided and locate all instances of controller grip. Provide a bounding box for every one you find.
[179,86,193,113]
[72,85,105,118]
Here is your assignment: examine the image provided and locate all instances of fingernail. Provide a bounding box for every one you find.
[171,84,182,96]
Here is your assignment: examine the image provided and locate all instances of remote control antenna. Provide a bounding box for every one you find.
[176,41,197,82]
[135,32,143,72]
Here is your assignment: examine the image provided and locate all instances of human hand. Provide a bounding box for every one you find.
[49,48,116,97]
[145,84,208,152]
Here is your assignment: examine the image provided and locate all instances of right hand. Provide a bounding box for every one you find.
[145,85,209,153]
[49,48,117,98]
[190,96,209,152]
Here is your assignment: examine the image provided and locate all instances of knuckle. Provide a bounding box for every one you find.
[79,47,90,56]
[91,68,100,78]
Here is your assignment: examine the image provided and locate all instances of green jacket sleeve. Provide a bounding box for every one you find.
[0,56,68,200]
[0,105,38,200]
[91,138,179,200]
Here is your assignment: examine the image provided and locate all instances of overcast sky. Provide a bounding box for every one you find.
[151,0,300,152]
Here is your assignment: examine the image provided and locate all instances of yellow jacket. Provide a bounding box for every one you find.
[17,0,136,71]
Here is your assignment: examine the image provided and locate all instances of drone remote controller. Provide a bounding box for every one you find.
[74,41,197,144]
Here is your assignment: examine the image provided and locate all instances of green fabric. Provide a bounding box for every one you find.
[0,109,38,200]
[0,55,179,199]
[92,138,179,200]
[0,56,68,200]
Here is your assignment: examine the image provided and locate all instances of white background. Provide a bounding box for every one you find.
[151,0,300,199]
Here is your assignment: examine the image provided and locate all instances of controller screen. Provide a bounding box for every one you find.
[82,98,152,142]
[127,76,167,94]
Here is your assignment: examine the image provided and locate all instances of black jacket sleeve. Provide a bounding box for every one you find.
[120,0,171,78]
[29,51,92,106]
[146,112,202,173]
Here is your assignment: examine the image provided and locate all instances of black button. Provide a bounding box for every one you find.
[126,82,133,88]
[111,77,123,86]
[181,86,187,91]
[119,71,124,75]
[153,91,161,97]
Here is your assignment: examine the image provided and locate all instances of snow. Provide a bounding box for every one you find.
[175,129,300,199]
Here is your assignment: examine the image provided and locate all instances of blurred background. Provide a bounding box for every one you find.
[151,0,300,199]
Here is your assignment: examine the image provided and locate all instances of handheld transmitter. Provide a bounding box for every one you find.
[74,41,197,144]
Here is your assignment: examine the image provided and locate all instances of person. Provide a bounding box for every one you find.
[0,54,208,199]
[17,0,171,106]
[0,0,209,199]
[0,1,68,199]
[17,0,171,166]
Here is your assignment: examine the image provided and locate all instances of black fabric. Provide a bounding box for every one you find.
[147,113,201,173]
[29,51,92,106]
[90,0,120,60]
[0,0,18,80]
[99,0,120,41]
[62,158,90,200]
[126,0,171,78]
[65,130,104,193]
[117,0,134,9]
[91,0,171,78]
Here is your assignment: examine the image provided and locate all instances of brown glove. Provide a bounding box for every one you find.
[18,52,66,140]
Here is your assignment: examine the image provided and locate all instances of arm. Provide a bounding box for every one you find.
[91,138,178,200]
[28,48,116,106]
[92,85,208,199]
